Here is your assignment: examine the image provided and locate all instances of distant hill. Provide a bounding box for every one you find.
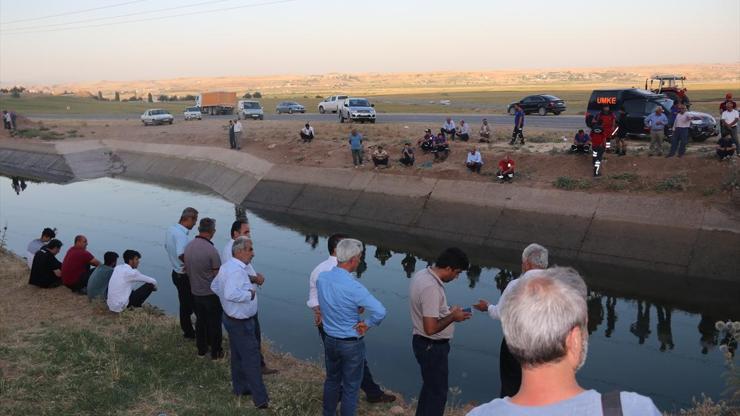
[17,63,740,98]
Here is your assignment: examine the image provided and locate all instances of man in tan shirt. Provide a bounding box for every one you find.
[409,247,471,416]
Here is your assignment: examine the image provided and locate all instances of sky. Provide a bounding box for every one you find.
[0,0,738,84]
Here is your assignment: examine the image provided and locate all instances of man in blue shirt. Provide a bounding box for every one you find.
[644,106,669,156]
[349,129,364,167]
[317,238,387,416]
[570,129,591,154]
[164,207,198,339]
[510,104,525,145]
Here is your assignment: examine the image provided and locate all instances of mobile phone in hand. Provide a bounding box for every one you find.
[462,307,472,313]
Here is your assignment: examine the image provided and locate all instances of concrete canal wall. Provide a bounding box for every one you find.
[1,139,738,282]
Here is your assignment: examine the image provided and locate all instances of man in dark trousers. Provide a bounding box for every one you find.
[228,120,236,149]
[474,243,549,398]
[590,123,607,177]
[409,247,472,416]
[510,104,525,145]
[184,217,223,359]
[164,207,198,339]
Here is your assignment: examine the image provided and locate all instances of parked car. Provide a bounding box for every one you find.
[339,97,376,123]
[183,107,202,120]
[507,95,567,116]
[318,95,348,114]
[276,101,305,114]
[141,109,174,126]
[686,112,718,142]
[239,100,264,120]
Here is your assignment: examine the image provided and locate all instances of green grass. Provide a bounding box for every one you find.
[553,176,592,190]
[2,87,732,117]
[655,174,689,192]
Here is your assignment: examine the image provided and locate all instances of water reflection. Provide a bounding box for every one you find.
[10,177,28,195]
[587,291,604,335]
[374,246,392,266]
[656,306,675,352]
[495,269,515,294]
[401,253,416,278]
[630,301,652,345]
[304,234,319,250]
[466,265,482,289]
[605,296,617,338]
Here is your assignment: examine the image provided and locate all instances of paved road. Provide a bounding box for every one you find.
[30,112,586,130]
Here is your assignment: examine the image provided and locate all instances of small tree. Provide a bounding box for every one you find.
[242,92,252,99]
[114,91,120,101]
[147,92,153,103]
[158,95,169,102]
[171,95,179,101]
[253,91,262,98]
[129,95,138,101]
[97,90,103,100]
[182,94,196,101]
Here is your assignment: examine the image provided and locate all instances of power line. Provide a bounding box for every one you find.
[1,0,234,32]
[1,0,296,35]
[1,0,150,25]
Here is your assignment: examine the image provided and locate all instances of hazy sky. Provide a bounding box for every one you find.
[1,0,738,84]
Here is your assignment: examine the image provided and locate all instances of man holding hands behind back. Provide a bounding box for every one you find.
[317,238,387,416]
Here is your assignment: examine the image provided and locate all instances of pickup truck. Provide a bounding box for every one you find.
[318,95,348,114]
[339,97,376,123]
[141,109,174,125]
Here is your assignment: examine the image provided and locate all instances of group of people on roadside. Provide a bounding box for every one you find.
[27,228,159,313]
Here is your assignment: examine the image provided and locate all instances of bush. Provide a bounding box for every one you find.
[253,91,262,98]
[655,174,688,192]
[243,92,252,99]
[553,176,591,190]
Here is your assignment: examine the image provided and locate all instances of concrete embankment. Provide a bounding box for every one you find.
[1,139,738,286]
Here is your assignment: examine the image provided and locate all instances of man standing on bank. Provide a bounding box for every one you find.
[222,220,278,375]
[317,238,387,416]
[409,247,472,416]
[474,243,549,398]
[165,207,198,339]
[184,217,223,359]
[211,236,270,410]
[308,234,396,405]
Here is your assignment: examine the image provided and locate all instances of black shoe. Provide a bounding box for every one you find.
[520,139,525,145]
[366,393,396,403]
[184,333,196,340]
[509,139,515,145]
[211,350,225,360]
[256,403,269,410]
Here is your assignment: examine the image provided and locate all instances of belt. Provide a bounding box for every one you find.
[327,334,364,341]
[414,334,450,344]
[224,314,255,322]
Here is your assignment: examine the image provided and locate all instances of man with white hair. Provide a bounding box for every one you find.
[211,237,269,409]
[467,268,661,415]
[317,238,387,416]
[474,243,548,398]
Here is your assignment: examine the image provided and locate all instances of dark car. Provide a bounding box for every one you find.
[276,101,305,114]
[507,95,567,116]
[585,88,718,142]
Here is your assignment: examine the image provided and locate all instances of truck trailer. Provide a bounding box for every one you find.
[196,91,236,115]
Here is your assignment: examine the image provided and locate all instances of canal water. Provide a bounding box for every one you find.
[0,175,736,412]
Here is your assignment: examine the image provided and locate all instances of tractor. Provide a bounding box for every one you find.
[645,74,690,107]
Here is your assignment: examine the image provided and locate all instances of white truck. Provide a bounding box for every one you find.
[317,95,348,114]
[338,97,376,123]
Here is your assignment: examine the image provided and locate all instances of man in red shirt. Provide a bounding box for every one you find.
[61,235,100,293]
[592,105,617,138]
[496,154,515,182]
[590,124,607,177]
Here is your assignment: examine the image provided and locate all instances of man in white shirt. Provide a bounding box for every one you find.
[465,147,483,173]
[474,243,548,398]
[233,119,243,150]
[308,233,396,404]
[721,101,739,156]
[456,120,471,141]
[211,237,270,409]
[668,104,701,158]
[221,219,277,374]
[300,122,315,143]
[467,268,661,416]
[442,117,456,141]
[107,250,157,313]
[26,227,56,268]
